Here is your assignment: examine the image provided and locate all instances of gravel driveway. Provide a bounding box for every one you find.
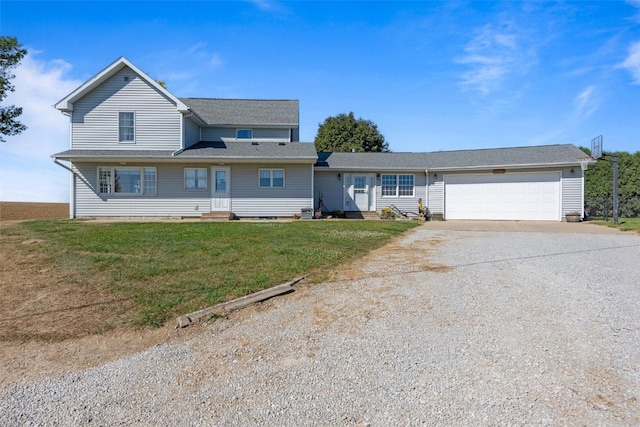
[2,222,639,426]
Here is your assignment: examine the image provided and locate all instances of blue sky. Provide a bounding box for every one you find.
[1,0,639,202]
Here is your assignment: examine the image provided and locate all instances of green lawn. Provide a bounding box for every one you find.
[589,217,640,233]
[9,219,419,328]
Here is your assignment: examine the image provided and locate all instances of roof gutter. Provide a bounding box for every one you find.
[428,161,582,172]
[52,157,76,174]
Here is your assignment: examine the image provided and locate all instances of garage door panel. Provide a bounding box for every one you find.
[444,173,560,220]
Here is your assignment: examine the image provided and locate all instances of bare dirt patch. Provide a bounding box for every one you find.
[0,202,69,221]
[0,203,166,385]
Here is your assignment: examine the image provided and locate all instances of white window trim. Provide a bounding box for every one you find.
[236,129,253,140]
[184,167,208,190]
[258,168,285,188]
[118,112,135,144]
[97,166,156,196]
[381,173,415,197]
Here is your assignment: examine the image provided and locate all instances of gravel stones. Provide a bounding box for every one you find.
[1,226,639,425]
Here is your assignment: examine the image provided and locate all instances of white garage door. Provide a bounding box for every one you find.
[444,172,560,220]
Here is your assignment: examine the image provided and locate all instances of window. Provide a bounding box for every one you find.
[119,112,135,142]
[185,168,207,189]
[98,167,156,195]
[236,129,253,139]
[215,170,227,193]
[381,174,414,197]
[399,174,414,196]
[381,174,397,196]
[259,169,285,188]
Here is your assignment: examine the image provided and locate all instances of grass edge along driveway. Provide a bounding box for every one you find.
[1,220,419,341]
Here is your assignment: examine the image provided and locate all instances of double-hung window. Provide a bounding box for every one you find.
[98,167,156,195]
[119,112,135,142]
[381,174,414,197]
[259,169,284,188]
[381,174,397,197]
[185,168,208,189]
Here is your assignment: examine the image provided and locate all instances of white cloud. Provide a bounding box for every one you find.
[627,0,640,23]
[573,86,599,120]
[456,22,536,95]
[247,0,286,12]
[621,41,640,84]
[0,53,81,202]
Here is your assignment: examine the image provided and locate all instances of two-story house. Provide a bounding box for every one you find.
[53,57,590,221]
[53,57,317,218]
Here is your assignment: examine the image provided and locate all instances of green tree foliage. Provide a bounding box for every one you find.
[583,148,640,218]
[0,36,27,142]
[314,112,389,152]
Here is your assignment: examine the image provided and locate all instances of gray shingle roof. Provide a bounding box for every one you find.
[178,141,317,160]
[53,144,589,169]
[317,144,590,170]
[426,144,590,170]
[180,98,299,126]
[52,149,175,160]
[316,152,430,170]
[52,141,317,162]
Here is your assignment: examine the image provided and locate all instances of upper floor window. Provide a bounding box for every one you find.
[185,168,208,189]
[236,129,253,139]
[98,166,156,195]
[259,169,284,188]
[119,112,135,142]
[381,174,414,197]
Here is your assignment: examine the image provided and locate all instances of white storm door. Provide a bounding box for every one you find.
[211,166,230,211]
[353,175,370,211]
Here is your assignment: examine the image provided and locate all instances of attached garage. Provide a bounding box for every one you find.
[444,172,561,221]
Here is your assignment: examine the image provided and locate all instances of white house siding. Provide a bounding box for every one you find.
[71,68,181,150]
[314,171,344,212]
[561,168,584,217]
[427,176,444,214]
[230,163,313,217]
[184,117,201,149]
[201,128,291,142]
[73,163,211,217]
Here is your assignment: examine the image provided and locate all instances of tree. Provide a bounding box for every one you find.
[583,147,640,219]
[1,36,28,142]
[314,112,389,152]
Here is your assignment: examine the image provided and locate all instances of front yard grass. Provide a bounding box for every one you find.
[0,219,418,341]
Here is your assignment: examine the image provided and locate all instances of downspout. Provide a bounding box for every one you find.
[52,157,76,219]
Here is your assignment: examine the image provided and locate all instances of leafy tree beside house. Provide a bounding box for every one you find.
[314,112,389,152]
[0,36,27,142]
[583,148,640,218]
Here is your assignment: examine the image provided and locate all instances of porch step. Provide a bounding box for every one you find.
[344,211,380,220]
[200,211,233,221]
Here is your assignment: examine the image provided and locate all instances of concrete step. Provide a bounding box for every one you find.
[200,211,232,221]
[344,211,380,220]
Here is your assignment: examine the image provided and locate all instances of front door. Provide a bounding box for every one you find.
[211,166,230,211]
[353,175,369,211]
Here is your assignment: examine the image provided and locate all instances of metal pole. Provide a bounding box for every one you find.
[613,156,619,225]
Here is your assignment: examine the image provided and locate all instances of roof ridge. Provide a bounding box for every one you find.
[428,144,571,155]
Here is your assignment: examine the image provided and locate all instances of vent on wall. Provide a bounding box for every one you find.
[124,76,130,82]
